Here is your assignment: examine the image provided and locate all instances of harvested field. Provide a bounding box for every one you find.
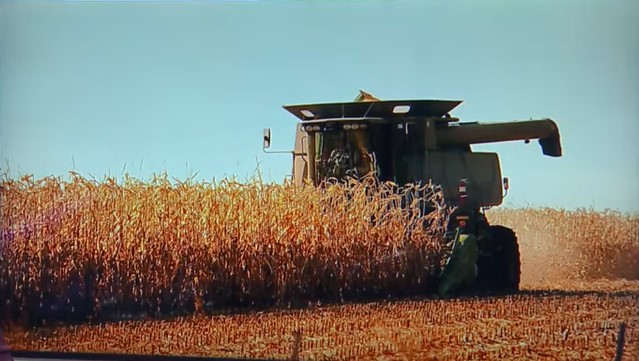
[5,281,639,361]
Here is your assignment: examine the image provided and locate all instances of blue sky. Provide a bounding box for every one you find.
[0,0,637,212]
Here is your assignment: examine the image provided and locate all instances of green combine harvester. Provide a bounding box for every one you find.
[264,90,562,296]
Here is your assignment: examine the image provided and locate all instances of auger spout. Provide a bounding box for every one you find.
[437,119,562,157]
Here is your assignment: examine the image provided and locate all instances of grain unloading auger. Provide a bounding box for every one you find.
[263,90,562,296]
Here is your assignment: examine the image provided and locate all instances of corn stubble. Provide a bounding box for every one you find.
[6,293,638,361]
[0,173,450,327]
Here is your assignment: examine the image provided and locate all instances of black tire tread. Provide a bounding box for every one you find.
[476,225,521,293]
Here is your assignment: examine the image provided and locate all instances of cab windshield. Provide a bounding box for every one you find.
[314,126,389,183]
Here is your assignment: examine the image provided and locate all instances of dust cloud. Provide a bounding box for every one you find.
[487,208,639,291]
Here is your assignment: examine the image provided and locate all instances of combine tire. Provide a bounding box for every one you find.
[476,225,520,293]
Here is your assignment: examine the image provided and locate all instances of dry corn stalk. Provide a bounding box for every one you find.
[0,172,451,327]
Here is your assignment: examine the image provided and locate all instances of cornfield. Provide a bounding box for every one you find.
[2,172,638,360]
[0,173,452,328]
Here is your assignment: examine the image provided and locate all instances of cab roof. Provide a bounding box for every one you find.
[283,99,462,121]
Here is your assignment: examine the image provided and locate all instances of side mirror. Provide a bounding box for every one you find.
[263,128,271,149]
[503,177,509,191]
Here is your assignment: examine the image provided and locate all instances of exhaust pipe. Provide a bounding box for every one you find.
[437,119,562,157]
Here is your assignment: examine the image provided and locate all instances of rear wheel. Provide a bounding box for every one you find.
[476,225,520,293]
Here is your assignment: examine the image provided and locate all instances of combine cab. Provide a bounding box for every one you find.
[264,90,562,295]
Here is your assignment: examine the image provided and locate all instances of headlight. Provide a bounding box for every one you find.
[343,124,352,130]
[351,124,360,130]
[311,125,321,131]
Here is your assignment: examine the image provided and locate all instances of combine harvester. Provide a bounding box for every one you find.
[263,90,562,296]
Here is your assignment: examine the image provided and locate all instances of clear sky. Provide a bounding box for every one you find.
[1,0,637,212]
